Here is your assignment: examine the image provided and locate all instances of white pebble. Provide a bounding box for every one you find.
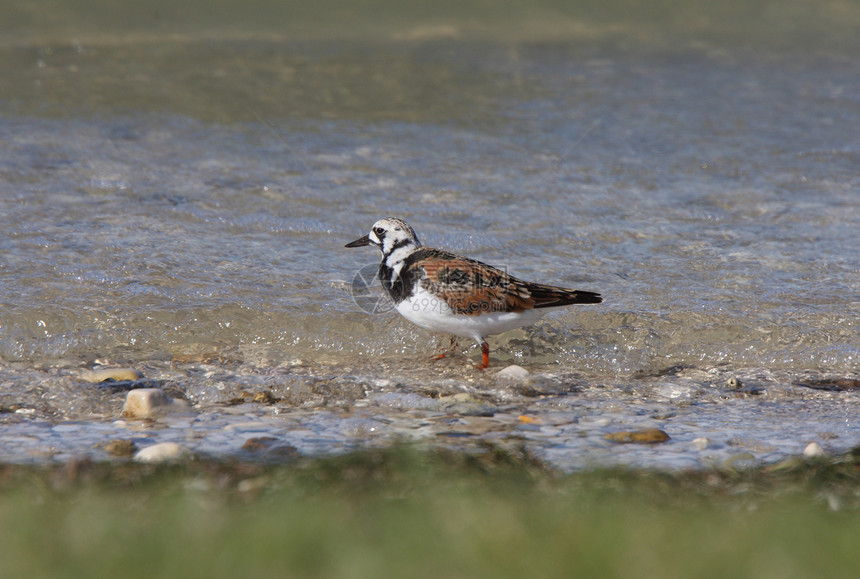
[803,442,825,457]
[122,388,170,418]
[122,388,187,418]
[134,442,192,463]
[496,364,530,382]
[692,437,710,450]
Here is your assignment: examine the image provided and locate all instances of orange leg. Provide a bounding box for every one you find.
[479,341,490,369]
[431,336,458,361]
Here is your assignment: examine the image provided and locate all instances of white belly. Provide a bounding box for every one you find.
[395,287,547,343]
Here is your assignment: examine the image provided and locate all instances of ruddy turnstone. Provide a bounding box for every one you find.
[346,217,602,368]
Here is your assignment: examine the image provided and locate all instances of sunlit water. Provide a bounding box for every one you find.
[1,1,858,468]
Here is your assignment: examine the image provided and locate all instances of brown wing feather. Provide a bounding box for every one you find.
[406,250,533,315]
[404,248,601,316]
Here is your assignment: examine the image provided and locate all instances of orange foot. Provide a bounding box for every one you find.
[430,337,459,362]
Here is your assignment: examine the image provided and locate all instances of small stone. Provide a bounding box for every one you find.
[242,437,279,452]
[134,442,192,463]
[692,437,711,450]
[517,415,541,425]
[102,439,138,458]
[726,377,743,389]
[242,437,300,459]
[440,393,484,404]
[496,365,530,382]
[121,388,172,418]
[604,428,670,444]
[437,393,494,416]
[803,441,825,457]
[225,390,280,406]
[80,368,142,383]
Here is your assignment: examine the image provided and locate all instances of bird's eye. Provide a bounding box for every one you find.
[373,227,385,238]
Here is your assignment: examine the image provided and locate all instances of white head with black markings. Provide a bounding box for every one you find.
[345,217,422,260]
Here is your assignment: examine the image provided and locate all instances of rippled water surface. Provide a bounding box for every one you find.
[1,0,858,468]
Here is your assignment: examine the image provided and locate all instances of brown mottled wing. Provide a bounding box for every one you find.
[404,248,601,315]
[404,249,532,315]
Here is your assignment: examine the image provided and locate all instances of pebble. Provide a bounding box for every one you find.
[604,428,671,444]
[102,439,138,458]
[134,442,193,463]
[121,388,188,418]
[692,437,711,450]
[241,437,300,458]
[121,388,171,418]
[496,365,530,382]
[803,441,825,457]
[517,415,541,425]
[437,393,494,416]
[80,367,142,383]
[439,393,484,404]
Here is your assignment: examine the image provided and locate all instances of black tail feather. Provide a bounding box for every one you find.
[529,285,602,308]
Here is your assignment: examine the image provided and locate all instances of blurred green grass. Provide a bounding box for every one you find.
[3,0,860,51]
[2,445,859,578]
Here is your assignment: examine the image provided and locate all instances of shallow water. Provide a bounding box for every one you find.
[1,1,858,469]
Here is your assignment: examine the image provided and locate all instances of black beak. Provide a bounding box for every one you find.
[345,234,372,248]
